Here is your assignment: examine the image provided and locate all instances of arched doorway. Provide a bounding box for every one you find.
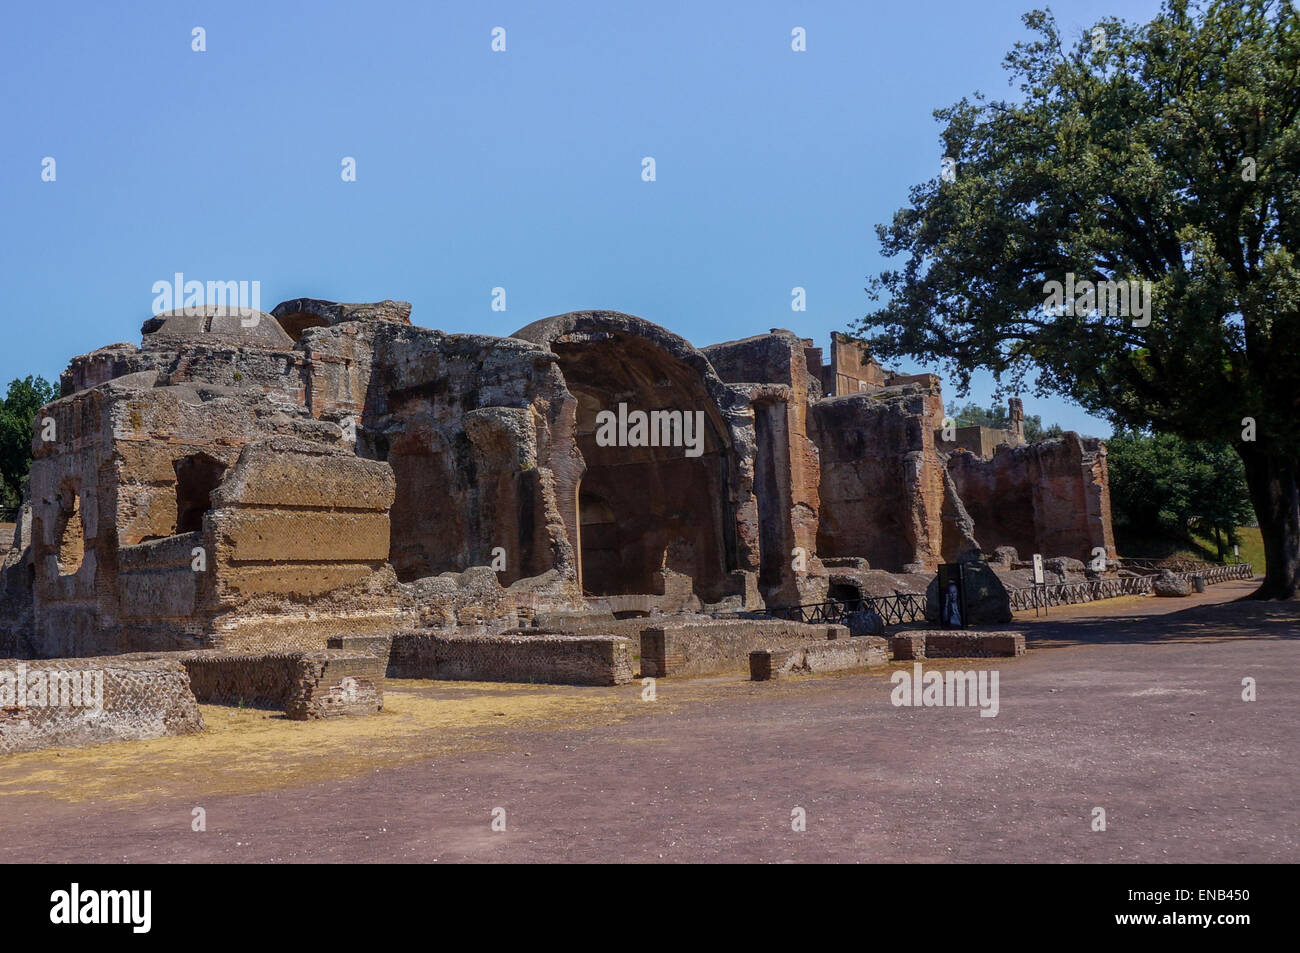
[516,314,742,602]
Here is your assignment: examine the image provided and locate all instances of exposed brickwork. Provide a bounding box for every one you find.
[175,651,303,709]
[144,649,384,719]
[890,633,927,660]
[326,634,394,670]
[0,657,203,754]
[285,652,384,720]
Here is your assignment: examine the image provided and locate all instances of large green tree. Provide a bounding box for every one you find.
[948,401,1065,441]
[854,0,1300,598]
[1107,430,1255,558]
[0,376,58,509]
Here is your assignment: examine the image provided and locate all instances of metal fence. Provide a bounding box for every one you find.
[1116,557,1251,574]
[1006,563,1253,610]
[0,507,18,523]
[766,562,1255,624]
[763,591,928,626]
[1006,575,1150,611]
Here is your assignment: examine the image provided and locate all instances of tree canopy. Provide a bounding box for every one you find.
[0,376,58,510]
[854,0,1300,597]
[947,401,1065,442]
[1107,430,1255,559]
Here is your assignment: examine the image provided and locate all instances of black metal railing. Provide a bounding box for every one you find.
[1007,563,1253,610]
[762,562,1254,625]
[1007,575,1150,610]
[763,592,928,627]
[1116,556,1249,574]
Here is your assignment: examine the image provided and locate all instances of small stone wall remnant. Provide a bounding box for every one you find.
[0,657,203,754]
[640,618,841,677]
[890,630,1026,660]
[160,649,384,719]
[749,636,888,680]
[388,631,633,685]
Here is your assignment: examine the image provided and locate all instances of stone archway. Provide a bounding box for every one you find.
[514,312,747,603]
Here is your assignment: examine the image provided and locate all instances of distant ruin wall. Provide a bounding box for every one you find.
[945,434,1115,563]
[817,332,887,396]
[943,425,1017,459]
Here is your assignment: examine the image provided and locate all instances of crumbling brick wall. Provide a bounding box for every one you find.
[363,323,581,591]
[705,330,827,606]
[810,384,949,572]
[945,434,1116,564]
[161,649,384,719]
[0,656,203,754]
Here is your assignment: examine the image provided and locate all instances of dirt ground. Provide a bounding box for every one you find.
[0,578,1295,863]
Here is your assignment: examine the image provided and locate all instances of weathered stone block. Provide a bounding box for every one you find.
[750,636,887,680]
[286,651,384,720]
[326,634,394,671]
[1152,570,1192,597]
[891,629,1025,659]
[640,619,836,677]
[217,510,390,562]
[388,631,633,685]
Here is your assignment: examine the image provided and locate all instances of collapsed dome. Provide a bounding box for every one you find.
[270,298,412,342]
[141,305,293,349]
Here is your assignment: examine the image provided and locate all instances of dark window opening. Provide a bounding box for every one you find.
[829,582,862,605]
[174,454,228,534]
[55,483,85,576]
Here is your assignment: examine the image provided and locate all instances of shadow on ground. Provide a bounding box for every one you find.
[1023,597,1299,648]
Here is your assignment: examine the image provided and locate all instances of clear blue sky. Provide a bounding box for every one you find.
[1,0,1166,436]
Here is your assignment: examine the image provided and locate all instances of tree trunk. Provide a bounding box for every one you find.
[1238,446,1300,599]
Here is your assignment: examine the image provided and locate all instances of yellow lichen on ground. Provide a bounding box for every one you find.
[0,680,643,804]
[0,669,916,805]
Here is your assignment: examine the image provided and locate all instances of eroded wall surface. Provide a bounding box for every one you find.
[810,385,951,573]
[703,329,826,605]
[5,309,1117,658]
[946,434,1117,564]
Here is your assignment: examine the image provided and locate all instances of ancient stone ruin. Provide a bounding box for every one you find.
[0,299,1121,750]
[0,300,1116,656]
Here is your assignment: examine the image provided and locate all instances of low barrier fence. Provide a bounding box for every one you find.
[765,563,1255,624]
[764,591,928,626]
[1007,563,1253,611]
